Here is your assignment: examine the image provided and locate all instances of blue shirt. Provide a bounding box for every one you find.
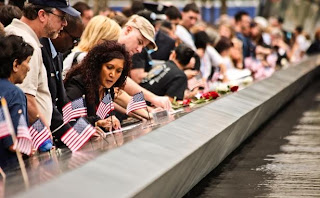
[236,32,255,58]
[0,79,28,169]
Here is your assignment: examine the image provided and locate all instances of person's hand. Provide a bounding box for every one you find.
[222,75,229,83]
[96,115,121,131]
[150,96,172,111]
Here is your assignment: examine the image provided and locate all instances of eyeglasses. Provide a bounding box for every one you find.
[47,11,67,22]
[64,29,80,45]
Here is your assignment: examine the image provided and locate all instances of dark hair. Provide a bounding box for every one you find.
[194,31,209,50]
[22,3,53,20]
[64,15,83,35]
[234,11,249,22]
[295,26,303,34]
[215,36,233,54]
[0,35,34,78]
[73,2,91,16]
[175,44,195,66]
[161,20,173,30]
[277,16,284,24]
[182,3,199,14]
[193,53,201,71]
[165,6,181,20]
[131,0,145,14]
[65,41,131,103]
[0,5,22,26]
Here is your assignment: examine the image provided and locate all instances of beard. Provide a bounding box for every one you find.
[44,23,60,39]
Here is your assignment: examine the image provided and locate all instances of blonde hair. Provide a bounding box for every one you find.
[77,15,121,52]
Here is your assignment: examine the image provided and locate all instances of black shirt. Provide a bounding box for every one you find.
[140,60,187,100]
[64,74,116,125]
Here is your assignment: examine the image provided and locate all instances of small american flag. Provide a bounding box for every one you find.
[61,117,96,152]
[96,93,114,119]
[62,97,87,124]
[13,114,32,155]
[29,119,51,150]
[0,107,10,139]
[126,92,147,115]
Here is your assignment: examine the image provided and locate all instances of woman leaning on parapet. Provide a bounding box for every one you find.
[64,40,130,131]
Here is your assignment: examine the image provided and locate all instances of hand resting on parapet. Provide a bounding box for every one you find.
[95,115,121,132]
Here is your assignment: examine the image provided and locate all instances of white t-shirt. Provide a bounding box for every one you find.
[175,25,196,50]
[200,45,223,80]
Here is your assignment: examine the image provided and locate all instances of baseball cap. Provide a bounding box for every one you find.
[125,15,158,51]
[29,0,80,17]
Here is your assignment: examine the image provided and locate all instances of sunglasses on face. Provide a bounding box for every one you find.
[64,29,80,45]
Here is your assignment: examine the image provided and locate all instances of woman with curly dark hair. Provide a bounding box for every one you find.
[64,40,131,131]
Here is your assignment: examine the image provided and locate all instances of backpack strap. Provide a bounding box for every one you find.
[72,52,82,66]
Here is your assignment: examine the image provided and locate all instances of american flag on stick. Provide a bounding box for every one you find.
[13,114,32,155]
[61,117,96,152]
[0,107,10,139]
[62,97,87,124]
[96,93,114,119]
[126,92,147,115]
[29,119,51,150]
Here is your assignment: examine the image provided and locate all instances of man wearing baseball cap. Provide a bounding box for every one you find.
[29,0,80,17]
[117,15,173,111]
[118,14,157,55]
[5,0,80,151]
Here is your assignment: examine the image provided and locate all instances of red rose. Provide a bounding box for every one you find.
[201,92,210,100]
[230,86,239,92]
[183,98,192,105]
[201,91,219,100]
[208,91,219,99]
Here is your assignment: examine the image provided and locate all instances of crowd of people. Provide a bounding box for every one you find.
[0,0,319,171]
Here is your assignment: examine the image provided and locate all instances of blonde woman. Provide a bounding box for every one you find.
[63,15,121,79]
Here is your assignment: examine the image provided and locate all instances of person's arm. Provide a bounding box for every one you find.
[130,68,147,84]
[114,90,152,120]
[124,77,172,110]
[26,94,49,127]
[218,63,229,83]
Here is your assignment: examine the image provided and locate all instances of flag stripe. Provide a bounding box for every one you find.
[61,118,96,152]
[96,94,114,119]
[62,98,87,124]
[0,107,10,139]
[14,115,32,155]
[29,119,51,150]
[126,92,147,115]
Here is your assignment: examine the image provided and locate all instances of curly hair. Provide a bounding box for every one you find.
[65,40,131,103]
[0,35,34,79]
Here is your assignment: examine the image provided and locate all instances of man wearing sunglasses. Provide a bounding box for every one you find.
[51,15,83,59]
[5,0,80,151]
